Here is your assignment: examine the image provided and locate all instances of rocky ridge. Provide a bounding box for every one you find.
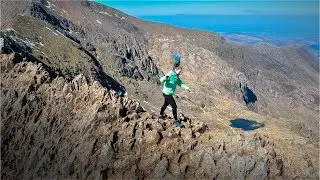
[1,52,318,179]
[1,0,161,94]
[0,0,319,179]
[1,0,318,135]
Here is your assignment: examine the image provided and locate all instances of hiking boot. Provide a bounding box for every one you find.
[175,121,182,127]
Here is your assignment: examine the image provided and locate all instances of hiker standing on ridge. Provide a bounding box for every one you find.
[160,53,190,127]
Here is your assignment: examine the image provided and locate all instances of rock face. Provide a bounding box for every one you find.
[1,0,318,136]
[1,0,162,100]
[1,53,318,179]
[0,0,319,179]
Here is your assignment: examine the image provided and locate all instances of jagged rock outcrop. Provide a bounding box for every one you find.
[1,0,318,135]
[1,54,318,179]
[1,0,160,84]
[1,28,126,93]
[1,0,319,179]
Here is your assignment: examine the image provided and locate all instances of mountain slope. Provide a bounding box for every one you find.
[143,20,319,134]
[2,0,162,98]
[1,0,319,179]
[2,0,318,134]
[1,53,318,179]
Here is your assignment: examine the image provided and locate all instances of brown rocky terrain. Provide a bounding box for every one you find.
[1,0,319,179]
[1,53,318,179]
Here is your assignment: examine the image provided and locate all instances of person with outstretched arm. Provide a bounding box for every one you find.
[160,66,190,127]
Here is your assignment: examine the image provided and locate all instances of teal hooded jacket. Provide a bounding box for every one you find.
[160,70,189,95]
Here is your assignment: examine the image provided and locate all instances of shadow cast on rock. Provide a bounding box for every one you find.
[230,119,264,131]
[240,84,257,105]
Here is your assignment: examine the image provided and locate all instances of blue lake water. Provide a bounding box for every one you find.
[140,15,319,57]
[230,119,265,131]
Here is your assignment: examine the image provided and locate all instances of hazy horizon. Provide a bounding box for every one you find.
[96,0,319,16]
[95,0,319,57]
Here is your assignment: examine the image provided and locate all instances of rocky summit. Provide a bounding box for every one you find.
[1,0,319,179]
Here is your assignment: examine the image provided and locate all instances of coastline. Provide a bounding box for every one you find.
[139,14,319,59]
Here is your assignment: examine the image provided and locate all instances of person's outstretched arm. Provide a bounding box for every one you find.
[177,78,190,91]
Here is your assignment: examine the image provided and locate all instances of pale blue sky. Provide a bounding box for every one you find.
[95,0,319,16]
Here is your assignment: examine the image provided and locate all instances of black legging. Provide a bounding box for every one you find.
[160,93,178,120]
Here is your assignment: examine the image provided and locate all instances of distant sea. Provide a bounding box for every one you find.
[139,15,319,58]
